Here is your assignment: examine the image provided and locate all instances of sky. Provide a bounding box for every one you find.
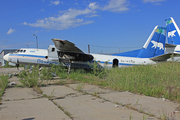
[1,0,180,54]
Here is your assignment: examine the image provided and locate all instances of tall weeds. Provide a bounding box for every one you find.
[101,62,180,101]
[69,61,180,102]
[16,61,180,102]
[18,65,42,87]
[0,75,9,97]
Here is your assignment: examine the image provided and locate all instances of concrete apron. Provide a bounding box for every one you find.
[1,82,179,120]
[0,87,71,120]
[68,83,180,119]
[41,84,158,120]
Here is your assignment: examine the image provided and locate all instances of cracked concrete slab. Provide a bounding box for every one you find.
[41,85,82,98]
[68,84,180,119]
[1,68,180,119]
[53,95,157,120]
[0,98,71,120]
[99,92,180,119]
[0,68,24,75]
[8,76,22,85]
[2,87,42,101]
[68,83,113,94]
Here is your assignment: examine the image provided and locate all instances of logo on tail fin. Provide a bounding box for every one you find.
[168,30,176,38]
[151,40,164,50]
[166,19,173,25]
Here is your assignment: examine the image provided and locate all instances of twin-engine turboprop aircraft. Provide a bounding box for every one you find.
[3,25,177,71]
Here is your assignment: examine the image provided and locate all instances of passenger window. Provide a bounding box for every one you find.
[23,50,26,52]
[20,50,23,52]
[52,48,55,52]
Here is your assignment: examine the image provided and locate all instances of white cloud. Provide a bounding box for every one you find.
[23,1,130,30]
[88,2,99,10]
[23,8,96,30]
[103,0,129,12]
[143,0,166,3]
[7,28,16,34]
[50,0,60,5]
[86,14,99,18]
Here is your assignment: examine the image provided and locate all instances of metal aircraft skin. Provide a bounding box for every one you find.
[51,26,173,68]
[3,25,175,69]
[165,17,180,54]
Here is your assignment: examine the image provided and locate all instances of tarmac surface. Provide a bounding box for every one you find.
[0,68,180,120]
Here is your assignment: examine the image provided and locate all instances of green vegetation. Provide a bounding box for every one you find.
[51,64,68,79]
[16,61,180,102]
[68,61,180,102]
[18,65,42,87]
[2,62,24,68]
[0,75,9,103]
[3,62,16,68]
[40,67,53,80]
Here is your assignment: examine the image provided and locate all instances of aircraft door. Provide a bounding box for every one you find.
[47,45,59,62]
[113,59,119,68]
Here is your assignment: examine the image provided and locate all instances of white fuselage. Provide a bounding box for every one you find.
[3,48,59,67]
[91,53,156,68]
[3,48,157,68]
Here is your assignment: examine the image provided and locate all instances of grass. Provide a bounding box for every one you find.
[2,61,24,68]
[68,61,180,102]
[40,67,53,80]
[15,61,180,102]
[18,65,43,87]
[0,75,9,103]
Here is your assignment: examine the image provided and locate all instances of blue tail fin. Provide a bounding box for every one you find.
[137,26,166,58]
[165,17,180,45]
[113,26,166,58]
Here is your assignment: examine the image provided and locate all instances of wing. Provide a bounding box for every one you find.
[150,53,180,61]
[52,38,93,62]
[52,38,83,53]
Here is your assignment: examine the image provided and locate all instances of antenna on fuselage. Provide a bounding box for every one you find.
[33,34,38,50]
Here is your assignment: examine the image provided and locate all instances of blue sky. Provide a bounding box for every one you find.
[0,0,180,54]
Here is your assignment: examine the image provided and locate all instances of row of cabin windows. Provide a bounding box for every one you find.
[16,49,26,53]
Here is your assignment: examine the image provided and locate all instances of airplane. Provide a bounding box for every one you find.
[166,17,180,45]
[165,17,180,55]
[3,44,94,71]
[52,26,173,70]
[3,25,177,72]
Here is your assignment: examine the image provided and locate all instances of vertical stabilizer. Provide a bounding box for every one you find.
[165,17,180,45]
[138,26,166,58]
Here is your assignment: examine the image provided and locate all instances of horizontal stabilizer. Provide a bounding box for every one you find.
[150,53,180,61]
[113,26,166,59]
[165,43,176,47]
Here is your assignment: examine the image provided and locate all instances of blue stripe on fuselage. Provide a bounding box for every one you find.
[98,61,133,66]
[9,54,46,58]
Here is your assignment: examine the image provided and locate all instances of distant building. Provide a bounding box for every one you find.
[0,49,17,66]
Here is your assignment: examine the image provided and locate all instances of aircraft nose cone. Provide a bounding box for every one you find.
[3,54,9,61]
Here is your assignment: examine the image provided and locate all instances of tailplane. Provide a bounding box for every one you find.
[113,26,166,58]
[165,17,180,45]
[137,26,166,58]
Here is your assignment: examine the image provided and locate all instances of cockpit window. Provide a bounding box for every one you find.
[52,48,55,52]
